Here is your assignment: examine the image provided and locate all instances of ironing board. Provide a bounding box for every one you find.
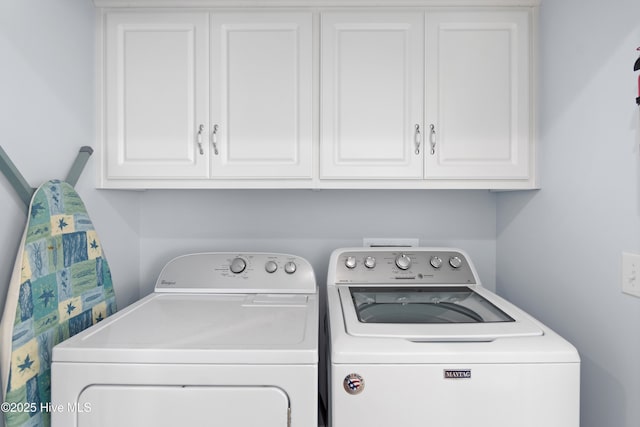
[0,180,117,427]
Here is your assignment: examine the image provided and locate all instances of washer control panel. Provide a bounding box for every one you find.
[155,252,316,293]
[334,249,476,285]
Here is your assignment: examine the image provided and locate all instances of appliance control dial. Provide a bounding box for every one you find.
[230,257,247,274]
[333,250,476,285]
[265,260,278,273]
[395,254,412,270]
[345,256,357,269]
[430,256,443,269]
[284,261,297,274]
[364,256,376,269]
[449,256,463,269]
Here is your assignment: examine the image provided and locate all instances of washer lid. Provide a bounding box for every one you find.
[53,292,318,364]
[339,286,542,341]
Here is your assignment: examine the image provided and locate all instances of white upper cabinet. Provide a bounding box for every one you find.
[424,10,532,182]
[97,3,538,189]
[320,12,424,179]
[102,12,209,180]
[100,10,312,185]
[210,12,313,179]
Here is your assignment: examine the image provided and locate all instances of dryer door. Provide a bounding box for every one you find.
[76,385,290,426]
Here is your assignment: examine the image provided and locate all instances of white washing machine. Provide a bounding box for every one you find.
[51,252,318,427]
[326,247,580,427]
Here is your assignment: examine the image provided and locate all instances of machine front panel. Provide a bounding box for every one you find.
[330,363,580,427]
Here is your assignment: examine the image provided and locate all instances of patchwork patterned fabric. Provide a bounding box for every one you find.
[0,180,116,427]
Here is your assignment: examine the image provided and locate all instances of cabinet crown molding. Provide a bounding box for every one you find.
[94,0,540,7]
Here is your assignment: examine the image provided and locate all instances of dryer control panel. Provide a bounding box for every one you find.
[334,249,476,285]
[155,252,316,293]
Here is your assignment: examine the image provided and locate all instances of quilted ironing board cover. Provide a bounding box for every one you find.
[0,180,117,427]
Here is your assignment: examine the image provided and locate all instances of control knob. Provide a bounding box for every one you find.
[230,257,247,274]
[345,256,357,269]
[284,261,297,274]
[364,256,376,269]
[265,260,278,273]
[449,256,463,269]
[395,254,412,270]
[430,256,443,269]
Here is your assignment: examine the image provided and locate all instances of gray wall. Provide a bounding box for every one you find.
[138,189,497,296]
[0,0,141,313]
[496,0,640,426]
[1,1,639,427]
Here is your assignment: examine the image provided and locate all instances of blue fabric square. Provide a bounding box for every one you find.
[62,232,87,267]
[17,282,34,323]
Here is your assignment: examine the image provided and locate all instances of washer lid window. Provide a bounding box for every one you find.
[338,286,543,342]
[350,286,514,324]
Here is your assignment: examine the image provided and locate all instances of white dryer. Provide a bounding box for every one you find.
[326,247,580,427]
[51,253,318,427]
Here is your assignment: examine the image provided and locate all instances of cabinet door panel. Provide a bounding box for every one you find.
[104,12,209,179]
[425,10,531,180]
[211,12,313,179]
[321,12,424,179]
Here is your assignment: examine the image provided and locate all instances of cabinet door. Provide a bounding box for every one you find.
[210,12,313,179]
[103,12,209,179]
[321,12,424,179]
[425,10,532,180]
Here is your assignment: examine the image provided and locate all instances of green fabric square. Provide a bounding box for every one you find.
[30,276,57,321]
[70,260,98,297]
